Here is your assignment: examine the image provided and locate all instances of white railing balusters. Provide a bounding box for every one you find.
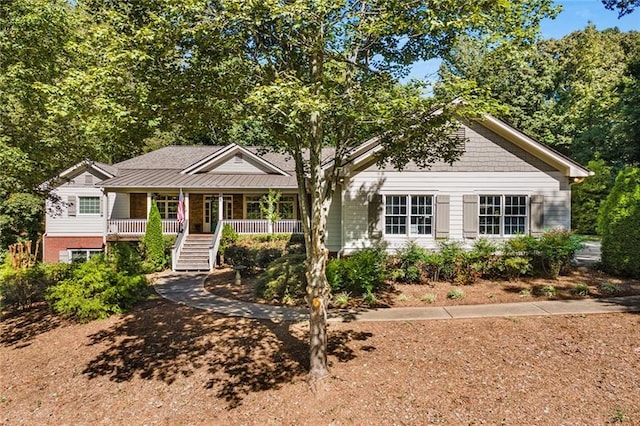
[107,219,180,235]
[108,218,302,236]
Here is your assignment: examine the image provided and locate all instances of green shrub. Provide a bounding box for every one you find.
[218,224,239,263]
[498,256,533,280]
[46,255,149,322]
[108,242,144,275]
[256,253,307,301]
[254,248,283,269]
[394,242,428,283]
[438,240,466,282]
[532,229,583,279]
[224,234,292,269]
[225,245,253,267]
[598,167,640,278]
[0,259,75,309]
[326,247,387,295]
[422,252,444,282]
[141,201,166,271]
[468,238,498,273]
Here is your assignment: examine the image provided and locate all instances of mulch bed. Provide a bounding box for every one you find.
[204,265,640,309]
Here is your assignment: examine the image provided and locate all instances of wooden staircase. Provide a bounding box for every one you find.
[174,234,214,271]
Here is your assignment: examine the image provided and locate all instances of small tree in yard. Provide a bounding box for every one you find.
[142,200,165,271]
[260,189,281,234]
[212,0,557,381]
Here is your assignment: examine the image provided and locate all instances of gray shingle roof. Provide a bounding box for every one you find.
[114,146,224,170]
[98,145,336,190]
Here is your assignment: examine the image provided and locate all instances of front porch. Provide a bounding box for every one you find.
[105,191,302,240]
[106,218,303,238]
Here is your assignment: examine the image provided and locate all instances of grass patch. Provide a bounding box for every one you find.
[447,288,465,300]
[572,283,590,296]
[333,292,350,307]
[421,293,437,304]
[599,281,619,296]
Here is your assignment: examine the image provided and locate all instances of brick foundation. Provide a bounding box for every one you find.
[43,236,104,263]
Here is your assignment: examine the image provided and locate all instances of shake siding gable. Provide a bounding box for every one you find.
[45,168,108,237]
[340,122,572,254]
[203,154,274,174]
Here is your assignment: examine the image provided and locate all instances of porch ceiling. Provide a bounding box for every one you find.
[98,169,299,190]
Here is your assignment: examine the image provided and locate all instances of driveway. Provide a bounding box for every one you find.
[574,241,601,266]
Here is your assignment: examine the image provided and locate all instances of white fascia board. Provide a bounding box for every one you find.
[180,144,237,175]
[480,115,593,178]
[181,144,290,176]
[40,160,115,190]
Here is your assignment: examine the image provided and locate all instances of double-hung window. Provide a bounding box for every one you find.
[78,196,101,215]
[385,195,433,236]
[245,194,296,219]
[156,195,179,220]
[479,195,527,236]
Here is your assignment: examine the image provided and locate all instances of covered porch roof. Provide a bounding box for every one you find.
[98,169,299,190]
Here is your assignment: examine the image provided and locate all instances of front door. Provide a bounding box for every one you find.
[203,195,233,233]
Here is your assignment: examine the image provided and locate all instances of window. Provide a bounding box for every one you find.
[69,249,102,263]
[504,195,527,235]
[78,196,101,215]
[245,194,296,219]
[278,196,295,219]
[385,195,433,235]
[245,195,262,219]
[410,195,433,235]
[156,195,178,220]
[479,195,527,236]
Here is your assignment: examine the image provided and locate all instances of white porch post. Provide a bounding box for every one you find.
[146,193,152,217]
[102,189,109,246]
[218,193,224,223]
[185,191,190,235]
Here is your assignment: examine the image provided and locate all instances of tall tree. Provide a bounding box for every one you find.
[211,0,558,380]
[438,26,640,165]
[602,0,639,17]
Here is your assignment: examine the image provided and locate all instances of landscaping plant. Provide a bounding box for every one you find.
[140,200,166,271]
[46,255,149,322]
[598,166,640,278]
[326,247,387,296]
[256,253,306,302]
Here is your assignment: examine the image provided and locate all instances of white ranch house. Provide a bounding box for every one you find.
[43,115,592,270]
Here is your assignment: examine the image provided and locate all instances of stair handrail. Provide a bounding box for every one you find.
[171,219,189,271]
[209,220,225,271]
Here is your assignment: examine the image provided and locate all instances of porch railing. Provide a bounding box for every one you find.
[107,219,180,235]
[221,219,303,234]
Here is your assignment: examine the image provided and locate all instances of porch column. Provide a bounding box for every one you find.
[146,192,152,217]
[185,191,190,234]
[218,192,224,222]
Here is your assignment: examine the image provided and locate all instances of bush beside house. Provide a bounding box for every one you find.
[598,167,640,278]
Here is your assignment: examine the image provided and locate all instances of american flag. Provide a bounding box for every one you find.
[177,188,185,224]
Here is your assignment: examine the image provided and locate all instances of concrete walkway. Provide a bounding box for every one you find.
[154,273,640,323]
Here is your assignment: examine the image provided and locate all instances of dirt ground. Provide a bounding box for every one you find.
[2,281,640,424]
[205,266,640,308]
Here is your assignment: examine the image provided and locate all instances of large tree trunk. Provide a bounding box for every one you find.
[305,38,331,381]
[306,214,330,380]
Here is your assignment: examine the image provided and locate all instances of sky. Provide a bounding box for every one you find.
[407,0,640,82]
